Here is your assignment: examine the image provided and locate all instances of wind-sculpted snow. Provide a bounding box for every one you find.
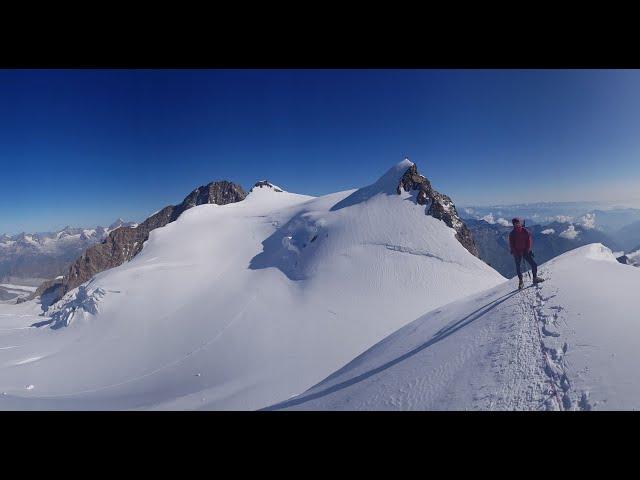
[0,160,504,410]
[271,244,640,411]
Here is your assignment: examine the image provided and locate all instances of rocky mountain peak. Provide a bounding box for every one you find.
[251,180,283,193]
[181,180,247,211]
[32,179,247,306]
[57,227,77,238]
[396,160,479,257]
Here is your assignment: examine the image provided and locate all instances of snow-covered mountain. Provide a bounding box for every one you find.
[270,243,640,411]
[0,220,136,282]
[0,159,504,410]
[43,180,247,305]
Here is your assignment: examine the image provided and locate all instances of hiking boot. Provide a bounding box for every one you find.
[518,278,524,289]
[532,276,545,284]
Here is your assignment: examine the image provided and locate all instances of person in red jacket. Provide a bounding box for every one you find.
[509,217,544,289]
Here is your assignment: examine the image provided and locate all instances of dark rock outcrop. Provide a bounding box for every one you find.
[25,277,64,306]
[616,255,630,265]
[396,163,479,257]
[32,180,246,305]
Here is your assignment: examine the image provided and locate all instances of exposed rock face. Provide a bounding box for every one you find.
[32,180,246,305]
[397,163,433,205]
[25,277,64,307]
[396,162,479,257]
[616,255,630,265]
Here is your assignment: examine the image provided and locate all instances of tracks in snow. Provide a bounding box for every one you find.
[485,272,592,411]
[516,277,592,411]
[485,290,541,410]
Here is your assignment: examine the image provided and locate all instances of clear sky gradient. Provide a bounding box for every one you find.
[1,69,639,234]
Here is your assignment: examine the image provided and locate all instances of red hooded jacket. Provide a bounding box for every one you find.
[509,226,532,255]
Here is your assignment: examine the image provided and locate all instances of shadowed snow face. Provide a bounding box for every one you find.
[250,211,327,280]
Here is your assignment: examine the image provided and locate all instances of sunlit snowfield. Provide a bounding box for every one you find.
[0,161,503,410]
[1,161,639,411]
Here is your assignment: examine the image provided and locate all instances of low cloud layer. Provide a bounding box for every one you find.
[559,224,579,239]
[579,213,596,229]
[481,213,510,226]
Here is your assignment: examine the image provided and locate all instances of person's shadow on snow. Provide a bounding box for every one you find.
[266,288,522,410]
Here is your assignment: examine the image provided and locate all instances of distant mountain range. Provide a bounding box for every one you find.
[0,219,136,282]
[460,203,640,277]
[460,202,609,224]
[466,218,623,278]
[616,220,640,251]
[460,203,640,230]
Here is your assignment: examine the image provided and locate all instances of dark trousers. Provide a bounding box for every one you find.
[514,251,537,280]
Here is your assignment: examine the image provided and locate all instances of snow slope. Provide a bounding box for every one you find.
[270,243,640,411]
[0,160,504,410]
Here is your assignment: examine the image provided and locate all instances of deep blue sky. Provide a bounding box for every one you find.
[1,69,640,234]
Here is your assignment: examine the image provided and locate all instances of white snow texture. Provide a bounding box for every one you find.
[2,160,639,411]
[0,160,504,410]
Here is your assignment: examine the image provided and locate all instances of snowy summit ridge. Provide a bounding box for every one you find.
[250,180,284,193]
[333,158,477,256]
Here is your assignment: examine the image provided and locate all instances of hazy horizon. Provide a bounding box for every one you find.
[3,193,640,236]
